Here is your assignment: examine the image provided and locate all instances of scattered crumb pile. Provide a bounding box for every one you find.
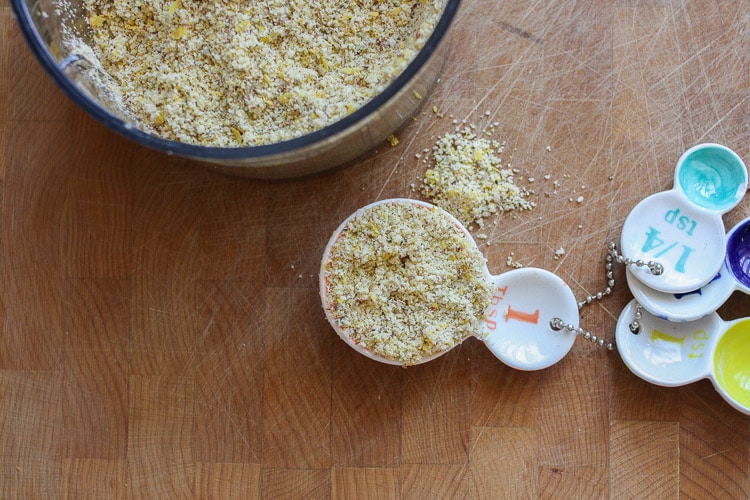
[76,0,447,146]
[506,253,524,269]
[322,201,494,365]
[420,130,534,228]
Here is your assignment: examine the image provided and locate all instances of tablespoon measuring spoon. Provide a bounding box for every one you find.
[621,143,747,294]
[615,299,750,415]
[319,198,579,370]
[625,215,750,322]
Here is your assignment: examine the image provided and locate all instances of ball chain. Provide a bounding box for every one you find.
[549,242,661,351]
[629,302,644,335]
[550,317,616,351]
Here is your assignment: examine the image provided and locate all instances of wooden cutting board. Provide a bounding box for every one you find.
[1,0,749,497]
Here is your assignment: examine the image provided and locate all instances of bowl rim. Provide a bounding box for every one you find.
[10,0,461,160]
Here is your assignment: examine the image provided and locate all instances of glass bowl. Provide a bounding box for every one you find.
[10,0,461,178]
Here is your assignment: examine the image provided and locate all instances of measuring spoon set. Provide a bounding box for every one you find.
[616,143,750,414]
[319,144,750,414]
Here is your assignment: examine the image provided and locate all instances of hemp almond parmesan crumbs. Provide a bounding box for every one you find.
[322,201,494,365]
[421,130,534,228]
[80,0,447,146]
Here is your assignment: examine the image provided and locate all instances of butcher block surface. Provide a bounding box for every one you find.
[2,0,750,497]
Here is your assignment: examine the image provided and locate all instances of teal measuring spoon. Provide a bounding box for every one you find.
[621,144,747,294]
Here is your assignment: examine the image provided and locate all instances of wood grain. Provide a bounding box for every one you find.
[2,0,750,497]
[610,421,679,498]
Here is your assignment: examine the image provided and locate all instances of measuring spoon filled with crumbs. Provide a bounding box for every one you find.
[319,198,605,369]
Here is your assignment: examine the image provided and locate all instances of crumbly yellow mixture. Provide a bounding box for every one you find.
[322,201,494,365]
[81,0,446,146]
[421,130,534,228]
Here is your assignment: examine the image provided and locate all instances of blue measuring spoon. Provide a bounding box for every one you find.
[621,144,747,294]
[626,215,750,322]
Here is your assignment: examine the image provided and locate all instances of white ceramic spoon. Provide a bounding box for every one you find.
[320,198,579,370]
[626,215,750,322]
[616,299,750,415]
[621,143,747,294]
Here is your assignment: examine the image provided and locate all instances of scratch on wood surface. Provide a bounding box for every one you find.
[650,44,711,90]
[696,94,750,142]
[375,123,421,200]
[701,448,732,460]
[683,385,739,423]
[494,20,543,45]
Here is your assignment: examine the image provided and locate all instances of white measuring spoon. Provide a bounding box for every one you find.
[615,300,750,415]
[621,143,747,294]
[319,198,579,370]
[625,215,750,322]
